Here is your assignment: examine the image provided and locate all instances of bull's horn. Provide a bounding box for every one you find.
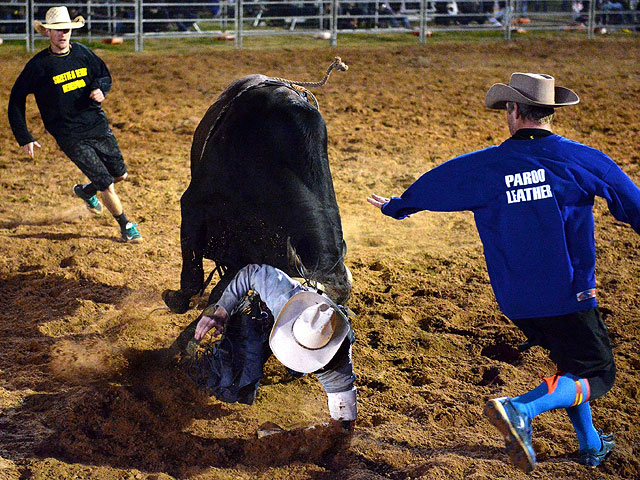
[286,237,306,277]
[292,277,326,292]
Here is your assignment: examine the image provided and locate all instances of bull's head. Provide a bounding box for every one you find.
[287,237,352,304]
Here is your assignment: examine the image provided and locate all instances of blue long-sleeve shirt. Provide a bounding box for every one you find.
[8,42,112,146]
[382,134,640,320]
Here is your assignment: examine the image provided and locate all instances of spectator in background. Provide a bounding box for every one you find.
[484,0,507,26]
[599,0,626,24]
[174,0,200,31]
[144,4,170,32]
[209,0,221,16]
[572,0,589,25]
[434,0,458,25]
[458,0,485,25]
[338,2,358,28]
[114,6,135,34]
[517,0,530,20]
[379,2,411,28]
[533,0,548,11]
[1,4,25,33]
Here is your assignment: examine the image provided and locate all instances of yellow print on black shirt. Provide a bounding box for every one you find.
[52,68,88,93]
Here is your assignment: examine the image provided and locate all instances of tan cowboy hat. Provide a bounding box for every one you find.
[485,73,579,110]
[34,6,85,35]
[269,291,349,373]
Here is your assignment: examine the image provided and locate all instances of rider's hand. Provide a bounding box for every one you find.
[194,305,229,340]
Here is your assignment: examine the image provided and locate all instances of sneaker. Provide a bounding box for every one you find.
[121,222,143,243]
[73,184,103,215]
[485,397,536,473]
[579,432,615,467]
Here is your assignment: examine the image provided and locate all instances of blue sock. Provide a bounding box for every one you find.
[512,374,588,420]
[566,402,601,451]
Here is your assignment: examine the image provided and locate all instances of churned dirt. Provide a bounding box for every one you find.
[1,37,639,480]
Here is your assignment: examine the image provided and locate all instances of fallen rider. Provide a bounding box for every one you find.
[189,263,358,430]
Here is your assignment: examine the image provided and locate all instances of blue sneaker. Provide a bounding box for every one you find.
[579,432,614,467]
[121,222,143,243]
[485,397,536,473]
[73,184,103,215]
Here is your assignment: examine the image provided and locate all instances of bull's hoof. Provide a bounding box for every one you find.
[162,289,191,314]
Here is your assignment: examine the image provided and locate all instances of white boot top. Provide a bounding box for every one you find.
[327,387,357,421]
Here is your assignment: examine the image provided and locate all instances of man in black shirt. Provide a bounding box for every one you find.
[8,6,142,243]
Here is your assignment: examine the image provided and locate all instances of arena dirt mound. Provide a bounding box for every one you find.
[37,349,353,476]
[38,351,231,474]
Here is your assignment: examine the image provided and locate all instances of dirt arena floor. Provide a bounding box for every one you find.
[1,37,639,480]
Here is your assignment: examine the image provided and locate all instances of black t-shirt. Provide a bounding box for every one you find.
[8,42,112,145]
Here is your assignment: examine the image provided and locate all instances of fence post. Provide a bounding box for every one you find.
[505,0,513,40]
[87,0,93,43]
[108,0,114,34]
[419,0,426,44]
[27,0,34,52]
[235,0,243,49]
[587,0,595,39]
[135,0,141,51]
[330,0,337,46]
[140,0,145,51]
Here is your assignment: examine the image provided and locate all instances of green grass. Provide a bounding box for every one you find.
[0,26,636,56]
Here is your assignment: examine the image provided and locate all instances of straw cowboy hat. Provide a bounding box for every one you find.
[34,6,85,35]
[485,73,579,110]
[269,291,350,374]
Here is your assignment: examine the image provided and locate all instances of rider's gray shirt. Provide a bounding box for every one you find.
[216,264,355,393]
[217,264,305,318]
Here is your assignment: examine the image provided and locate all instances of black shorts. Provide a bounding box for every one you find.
[58,131,127,191]
[513,307,616,399]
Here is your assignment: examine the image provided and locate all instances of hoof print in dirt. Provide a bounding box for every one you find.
[246,421,353,466]
[481,342,522,365]
[477,366,505,387]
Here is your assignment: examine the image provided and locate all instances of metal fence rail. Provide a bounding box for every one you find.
[1,0,637,51]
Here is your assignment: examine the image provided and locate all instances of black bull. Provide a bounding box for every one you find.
[163,74,353,314]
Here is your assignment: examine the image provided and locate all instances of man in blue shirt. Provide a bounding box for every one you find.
[368,73,640,472]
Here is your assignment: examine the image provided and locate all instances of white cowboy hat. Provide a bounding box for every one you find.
[34,6,85,35]
[485,73,579,110]
[269,291,350,374]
